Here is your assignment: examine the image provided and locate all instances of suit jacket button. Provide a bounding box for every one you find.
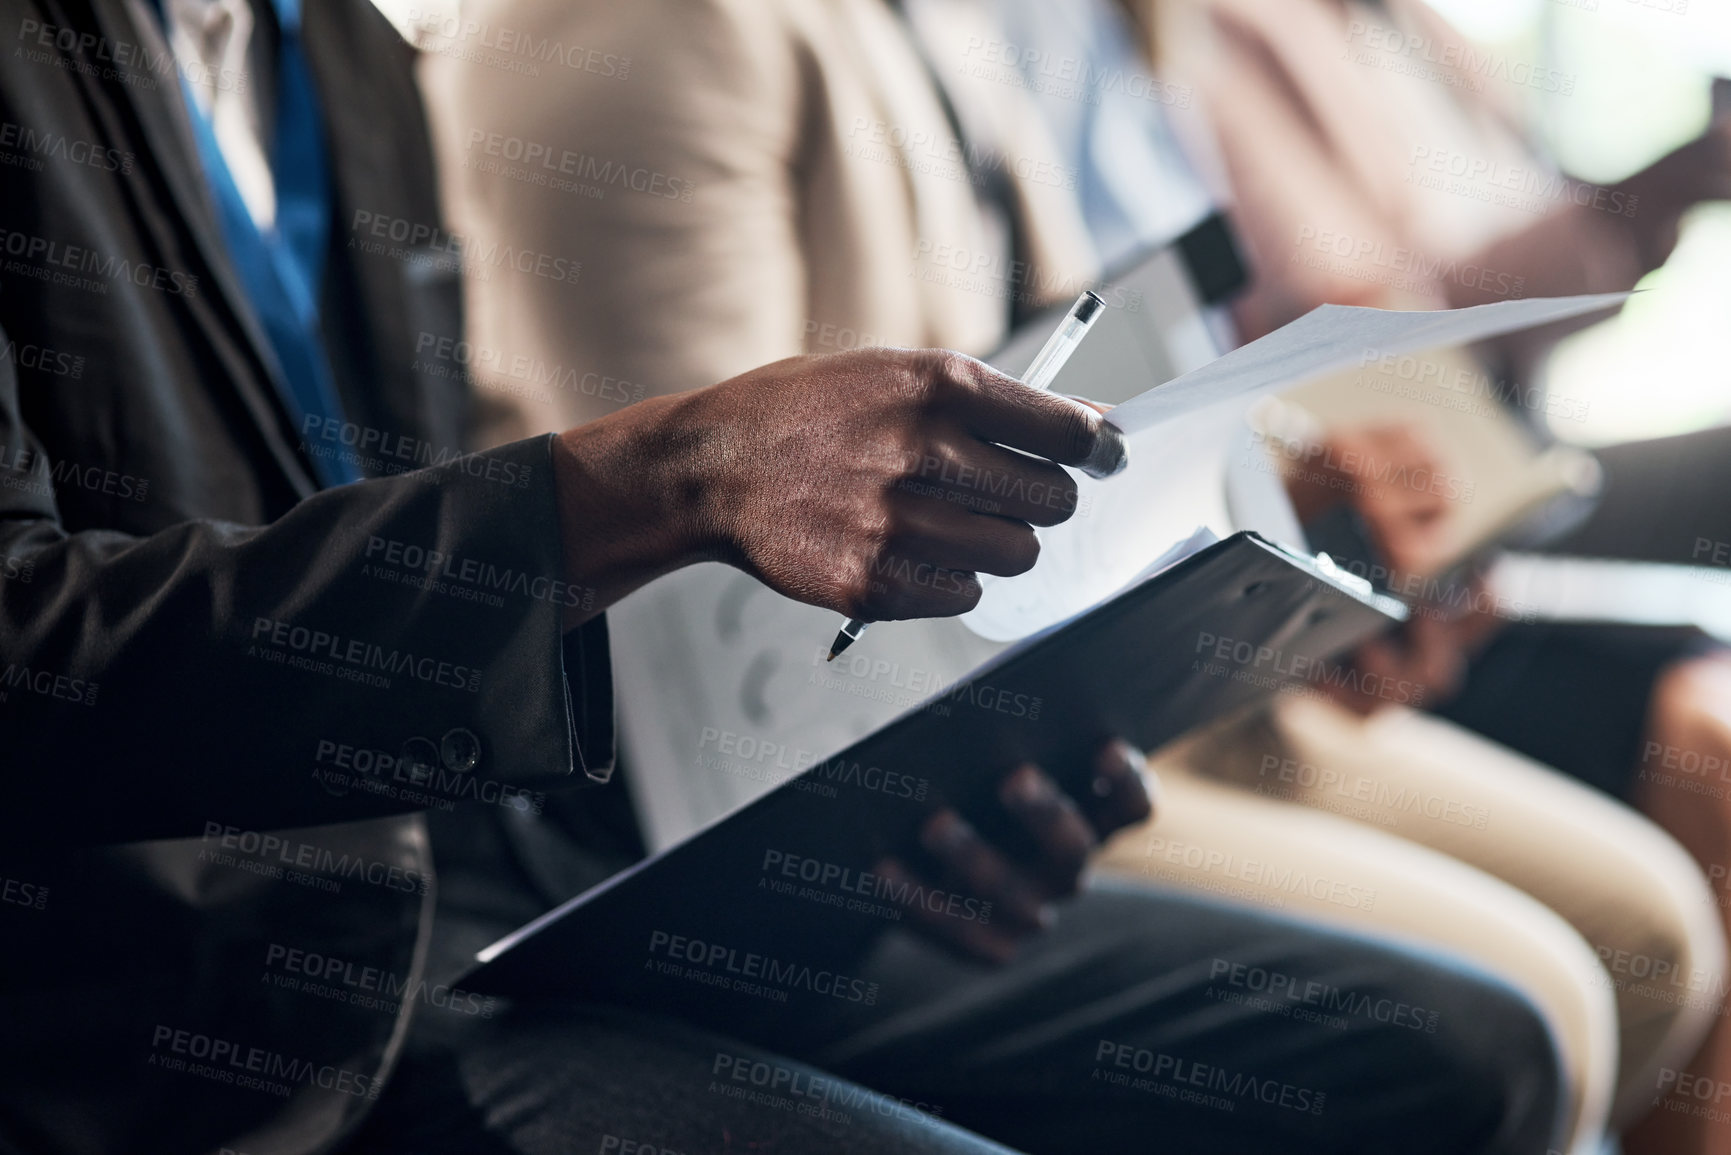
[441,727,481,773]
[400,737,439,783]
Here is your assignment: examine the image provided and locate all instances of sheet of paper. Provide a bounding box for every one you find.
[609,565,1007,851]
[1105,293,1629,435]
[959,293,1628,642]
[611,295,1627,850]
[962,400,1248,640]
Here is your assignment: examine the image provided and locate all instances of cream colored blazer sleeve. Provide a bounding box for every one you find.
[424,0,810,437]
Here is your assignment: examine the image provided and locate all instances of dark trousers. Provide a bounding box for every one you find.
[345,882,1564,1155]
[1547,423,1731,567]
[1434,424,1731,795]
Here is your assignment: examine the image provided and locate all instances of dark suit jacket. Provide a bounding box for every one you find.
[0,2,613,1152]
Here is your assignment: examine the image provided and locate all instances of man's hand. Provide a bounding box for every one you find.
[875,740,1154,964]
[552,348,1127,625]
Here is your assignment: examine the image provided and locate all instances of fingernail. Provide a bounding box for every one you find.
[1000,886,1048,930]
[1078,419,1128,479]
[921,811,974,856]
[1001,765,1057,809]
[1102,739,1146,773]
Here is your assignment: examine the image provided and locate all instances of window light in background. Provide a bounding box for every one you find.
[1427,0,1731,447]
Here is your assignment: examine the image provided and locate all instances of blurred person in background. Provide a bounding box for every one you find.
[421,1,1718,1151]
[961,0,1731,1148]
[1120,0,1731,1149]
[0,0,1344,1153]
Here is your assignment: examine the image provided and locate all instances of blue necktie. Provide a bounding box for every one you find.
[163,0,363,486]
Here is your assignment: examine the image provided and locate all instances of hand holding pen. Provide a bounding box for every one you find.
[828,290,1113,660]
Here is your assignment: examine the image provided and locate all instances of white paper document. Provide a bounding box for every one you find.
[1105,293,1629,435]
[612,292,1633,850]
[958,293,1632,641]
[961,401,1247,640]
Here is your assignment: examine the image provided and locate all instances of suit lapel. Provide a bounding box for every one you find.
[90,0,319,497]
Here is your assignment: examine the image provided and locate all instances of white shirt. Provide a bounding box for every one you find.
[162,0,277,230]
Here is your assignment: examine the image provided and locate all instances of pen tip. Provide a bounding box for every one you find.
[826,649,839,662]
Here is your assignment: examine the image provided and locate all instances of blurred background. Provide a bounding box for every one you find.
[1419,0,1731,449]
[382,0,1731,449]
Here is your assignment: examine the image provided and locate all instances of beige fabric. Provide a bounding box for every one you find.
[421,0,1098,442]
[1148,0,1647,341]
[420,2,1705,1148]
[1097,758,1618,1151]
[1158,696,1728,1128]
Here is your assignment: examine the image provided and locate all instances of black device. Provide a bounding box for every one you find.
[463,532,1405,1006]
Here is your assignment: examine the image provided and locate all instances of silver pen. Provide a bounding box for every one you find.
[828,290,1109,661]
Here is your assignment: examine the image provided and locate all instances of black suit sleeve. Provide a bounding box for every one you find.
[0,356,613,851]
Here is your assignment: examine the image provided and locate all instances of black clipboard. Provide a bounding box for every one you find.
[463,532,1404,1004]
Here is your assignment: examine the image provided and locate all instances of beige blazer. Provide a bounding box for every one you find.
[422,0,1099,441]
